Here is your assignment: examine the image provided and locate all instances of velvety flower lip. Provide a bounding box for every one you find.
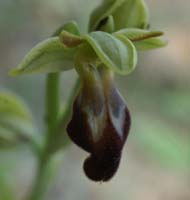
[66,66,131,182]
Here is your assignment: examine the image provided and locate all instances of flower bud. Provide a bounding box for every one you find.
[67,66,131,181]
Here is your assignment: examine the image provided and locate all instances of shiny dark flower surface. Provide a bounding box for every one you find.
[67,66,131,181]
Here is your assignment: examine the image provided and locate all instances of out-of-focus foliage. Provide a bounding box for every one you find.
[0,92,36,149]
[0,167,15,200]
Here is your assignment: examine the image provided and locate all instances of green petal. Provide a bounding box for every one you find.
[84,31,137,75]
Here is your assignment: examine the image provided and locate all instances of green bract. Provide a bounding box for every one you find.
[0,92,35,148]
[84,31,137,75]
[89,0,149,31]
[114,28,167,50]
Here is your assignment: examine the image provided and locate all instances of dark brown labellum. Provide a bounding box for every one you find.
[67,66,131,182]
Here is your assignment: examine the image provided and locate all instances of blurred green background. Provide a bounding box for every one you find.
[0,0,189,200]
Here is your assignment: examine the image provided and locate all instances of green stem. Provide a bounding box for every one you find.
[28,76,80,200]
[48,77,81,152]
[28,73,60,200]
[46,73,60,139]
[28,150,64,200]
[28,158,48,200]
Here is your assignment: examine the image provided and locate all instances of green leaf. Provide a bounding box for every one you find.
[84,31,137,75]
[114,28,167,50]
[89,0,149,31]
[0,92,31,119]
[0,92,36,149]
[0,115,36,140]
[0,126,18,148]
[10,37,76,75]
[0,122,33,149]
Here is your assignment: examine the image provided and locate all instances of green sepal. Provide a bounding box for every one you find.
[114,28,167,51]
[133,37,168,51]
[89,0,149,31]
[10,21,81,76]
[89,0,124,31]
[10,37,76,75]
[113,0,149,30]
